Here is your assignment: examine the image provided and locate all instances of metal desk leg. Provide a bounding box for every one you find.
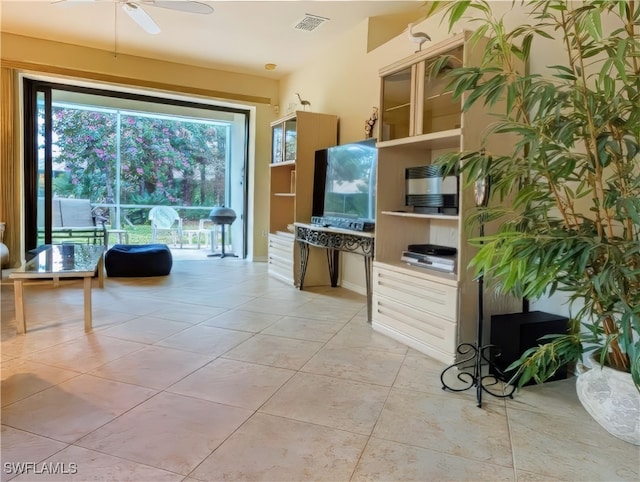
[326,248,339,287]
[297,241,310,289]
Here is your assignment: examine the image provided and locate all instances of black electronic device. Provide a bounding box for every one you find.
[405,165,458,214]
[311,215,375,232]
[312,139,377,229]
[401,250,456,273]
[407,243,457,256]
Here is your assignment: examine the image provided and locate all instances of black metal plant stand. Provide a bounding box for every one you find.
[439,270,516,407]
[440,178,515,408]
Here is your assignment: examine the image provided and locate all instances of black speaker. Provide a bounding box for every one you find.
[490,311,569,385]
[405,165,458,214]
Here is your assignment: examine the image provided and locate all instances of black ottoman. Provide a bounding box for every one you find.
[105,244,172,277]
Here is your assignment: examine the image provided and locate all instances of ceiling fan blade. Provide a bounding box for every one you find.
[147,1,213,15]
[122,2,161,34]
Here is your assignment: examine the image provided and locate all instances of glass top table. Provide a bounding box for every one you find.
[10,244,105,334]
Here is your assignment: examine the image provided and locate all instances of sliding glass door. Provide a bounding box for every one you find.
[23,78,250,256]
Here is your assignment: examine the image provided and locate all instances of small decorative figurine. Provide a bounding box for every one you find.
[364,107,378,139]
[407,23,431,52]
[295,93,311,111]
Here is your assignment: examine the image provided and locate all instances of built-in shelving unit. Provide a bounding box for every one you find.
[267,110,338,285]
[372,31,520,365]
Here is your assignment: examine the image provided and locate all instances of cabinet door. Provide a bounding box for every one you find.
[380,65,413,141]
[380,44,465,141]
[420,47,463,135]
[284,118,297,162]
[272,123,283,163]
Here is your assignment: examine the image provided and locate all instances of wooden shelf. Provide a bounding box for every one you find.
[270,160,296,168]
[384,102,411,112]
[376,128,461,150]
[424,90,454,103]
[381,210,459,221]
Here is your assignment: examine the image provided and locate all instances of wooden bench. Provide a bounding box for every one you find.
[38,198,107,246]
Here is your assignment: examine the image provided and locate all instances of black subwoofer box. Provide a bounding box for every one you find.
[490,310,569,384]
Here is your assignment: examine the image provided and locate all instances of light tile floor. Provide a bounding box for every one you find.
[1,256,638,482]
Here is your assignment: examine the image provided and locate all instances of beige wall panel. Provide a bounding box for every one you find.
[250,103,274,260]
[1,33,279,105]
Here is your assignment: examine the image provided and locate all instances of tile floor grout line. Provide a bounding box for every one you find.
[68,437,187,478]
[347,347,408,482]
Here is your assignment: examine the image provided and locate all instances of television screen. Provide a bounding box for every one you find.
[322,139,377,221]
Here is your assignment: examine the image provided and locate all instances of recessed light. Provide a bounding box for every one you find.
[264,63,277,71]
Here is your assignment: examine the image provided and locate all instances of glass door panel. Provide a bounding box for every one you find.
[284,119,297,162]
[380,66,413,141]
[422,46,463,134]
[25,78,249,256]
[36,91,46,246]
[51,102,117,230]
[272,123,283,163]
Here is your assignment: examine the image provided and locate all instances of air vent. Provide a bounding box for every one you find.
[293,14,329,32]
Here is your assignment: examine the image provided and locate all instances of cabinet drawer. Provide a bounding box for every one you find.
[269,233,294,250]
[373,266,458,320]
[268,234,294,283]
[373,292,457,355]
[269,242,292,260]
[268,253,293,282]
[269,235,293,257]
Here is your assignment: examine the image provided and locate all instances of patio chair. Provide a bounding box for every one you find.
[198,218,214,250]
[183,218,213,250]
[149,206,183,248]
[37,197,108,246]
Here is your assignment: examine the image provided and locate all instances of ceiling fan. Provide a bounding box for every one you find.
[55,1,214,35]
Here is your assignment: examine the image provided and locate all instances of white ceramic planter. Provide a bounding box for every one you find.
[576,358,640,445]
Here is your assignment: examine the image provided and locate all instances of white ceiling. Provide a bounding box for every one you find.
[1,0,426,79]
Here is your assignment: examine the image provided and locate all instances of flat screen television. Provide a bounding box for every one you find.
[312,139,377,231]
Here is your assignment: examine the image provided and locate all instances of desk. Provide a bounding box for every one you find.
[10,244,105,334]
[294,223,375,322]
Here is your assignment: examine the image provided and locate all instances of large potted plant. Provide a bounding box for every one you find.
[430,0,639,444]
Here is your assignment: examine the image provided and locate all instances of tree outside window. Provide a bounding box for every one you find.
[50,104,228,230]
